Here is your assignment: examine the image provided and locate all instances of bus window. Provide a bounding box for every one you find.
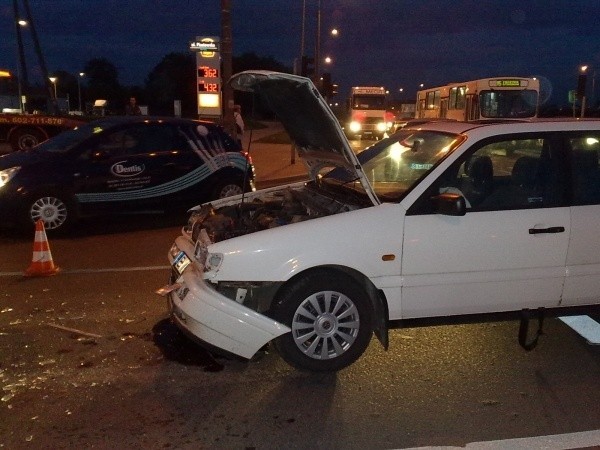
[426,90,441,110]
[449,86,466,110]
[480,90,538,118]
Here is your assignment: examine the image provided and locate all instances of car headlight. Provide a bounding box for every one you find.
[0,166,20,188]
[376,122,387,132]
[349,121,361,133]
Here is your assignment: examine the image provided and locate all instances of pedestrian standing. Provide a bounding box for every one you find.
[125,97,141,115]
[234,104,245,147]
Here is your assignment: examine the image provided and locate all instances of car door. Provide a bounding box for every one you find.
[399,133,570,319]
[562,131,600,306]
[75,123,201,212]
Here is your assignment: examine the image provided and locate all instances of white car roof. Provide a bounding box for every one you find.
[408,118,600,136]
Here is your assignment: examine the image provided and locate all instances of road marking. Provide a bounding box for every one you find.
[559,315,600,345]
[0,265,170,277]
[402,429,600,449]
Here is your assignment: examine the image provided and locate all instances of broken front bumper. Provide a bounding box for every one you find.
[160,237,290,360]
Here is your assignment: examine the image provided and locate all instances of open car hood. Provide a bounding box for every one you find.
[230,71,380,206]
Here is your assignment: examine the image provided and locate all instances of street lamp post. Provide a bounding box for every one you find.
[578,65,588,118]
[315,0,322,77]
[49,77,57,99]
[78,72,84,112]
[13,16,28,113]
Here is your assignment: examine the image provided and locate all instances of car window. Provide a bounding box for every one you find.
[87,128,137,159]
[326,130,461,201]
[123,124,189,155]
[83,124,192,160]
[410,133,566,214]
[183,123,240,155]
[569,133,600,205]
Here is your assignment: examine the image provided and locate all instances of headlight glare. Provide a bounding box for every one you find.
[349,121,361,133]
[0,166,20,188]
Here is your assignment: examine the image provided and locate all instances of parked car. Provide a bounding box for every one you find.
[0,116,254,232]
[158,71,600,372]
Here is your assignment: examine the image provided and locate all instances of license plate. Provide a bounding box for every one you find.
[172,251,191,275]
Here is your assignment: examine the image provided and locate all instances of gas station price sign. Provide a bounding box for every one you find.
[190,36,221,117]
[198,66,219,78]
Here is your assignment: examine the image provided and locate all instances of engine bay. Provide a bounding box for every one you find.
[185,183,363,243]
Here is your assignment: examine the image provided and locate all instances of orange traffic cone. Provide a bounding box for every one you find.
[24,220,60,277]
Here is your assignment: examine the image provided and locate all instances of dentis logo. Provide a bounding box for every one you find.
[111,161,145,177]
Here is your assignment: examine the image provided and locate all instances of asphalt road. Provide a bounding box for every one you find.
[0,210,599,449]
[1,138,599,449]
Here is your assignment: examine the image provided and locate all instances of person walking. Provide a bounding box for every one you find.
[125,97,141,115]
[233,104,245,147]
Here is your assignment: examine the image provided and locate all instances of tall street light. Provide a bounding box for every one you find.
[315,0,322,77]
[577,65,588,118]
[49,76,57,99]
[78,72,85,112]
[13,14,29,113]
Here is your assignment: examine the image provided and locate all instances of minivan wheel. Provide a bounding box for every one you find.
[23,193,76,232]
[271,271,373,372]
[213,179,244,199]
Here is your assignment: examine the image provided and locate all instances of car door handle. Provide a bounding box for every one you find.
[528,226,565,234]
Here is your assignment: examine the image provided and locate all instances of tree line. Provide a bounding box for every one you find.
[10,52,291,118]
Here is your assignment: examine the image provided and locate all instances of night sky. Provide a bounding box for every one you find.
[2,0,600,107]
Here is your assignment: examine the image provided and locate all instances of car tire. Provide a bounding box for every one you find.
[10,128,46,152]
[212,178,244,200]
[270,270,373,372]
[21,192,77,234]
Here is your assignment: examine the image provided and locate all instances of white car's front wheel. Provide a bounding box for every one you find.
[271,271,373,372]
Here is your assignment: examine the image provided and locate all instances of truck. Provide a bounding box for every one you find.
[0,113,86,152]
[344,86,393,140]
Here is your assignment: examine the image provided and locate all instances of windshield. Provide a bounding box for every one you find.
[33,118,122,154]
[323,129,462,201]
[352,95,385,110]
[479,90,538,118]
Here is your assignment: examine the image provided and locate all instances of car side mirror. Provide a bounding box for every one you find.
[432,192,466,216]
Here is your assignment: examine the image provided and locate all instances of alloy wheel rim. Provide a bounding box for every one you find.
[291,290,360,360]
[30,197,67,230]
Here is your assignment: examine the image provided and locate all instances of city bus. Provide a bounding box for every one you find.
[415,77,540,122]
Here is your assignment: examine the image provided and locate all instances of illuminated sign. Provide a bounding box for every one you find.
[353,87,385,95]
[490,79,527,88]
[189,39,219,57]
[191,36,221,117]
[199,82,219,92]
[199,93,220,108]
[198,66,219,78]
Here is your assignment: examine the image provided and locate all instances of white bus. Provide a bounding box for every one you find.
[416,77,540,122]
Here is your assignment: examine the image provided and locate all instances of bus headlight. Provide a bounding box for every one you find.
[349,121,361,133]
[376,122,387,132]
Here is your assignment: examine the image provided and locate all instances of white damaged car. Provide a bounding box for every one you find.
[158,71,600,372]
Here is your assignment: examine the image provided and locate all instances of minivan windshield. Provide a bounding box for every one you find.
[323,129,462,201]
[32,118,122,154]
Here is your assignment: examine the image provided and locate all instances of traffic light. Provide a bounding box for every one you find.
[301,56,314,77]
[321,72,337,98]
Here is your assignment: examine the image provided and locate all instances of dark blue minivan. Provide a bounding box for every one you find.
[0,116,254,233]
